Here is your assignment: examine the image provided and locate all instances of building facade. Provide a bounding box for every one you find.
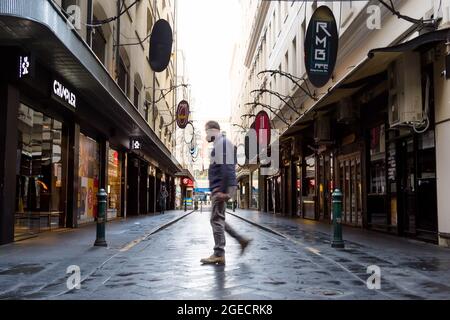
[0,0,191,244]
[231,0,450,247]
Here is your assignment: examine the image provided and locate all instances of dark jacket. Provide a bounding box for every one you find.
[208,135,237,194]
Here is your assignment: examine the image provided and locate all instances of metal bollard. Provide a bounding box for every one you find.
[94,189,108,247]
[184,199,187,212]
[331,189,345,248]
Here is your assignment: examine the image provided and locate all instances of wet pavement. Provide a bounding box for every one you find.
[1,209,450,300]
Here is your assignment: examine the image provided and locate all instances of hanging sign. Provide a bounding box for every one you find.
[130,138,142,150]
[254,111,271,149]
[149,19,173,73]
[182,178,194,187]
[176,100,190,129]
[304,6,339,88]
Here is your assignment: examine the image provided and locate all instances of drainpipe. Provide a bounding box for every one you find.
[115,0,121,80]
[86,0,93,47]
[152,0,157,131]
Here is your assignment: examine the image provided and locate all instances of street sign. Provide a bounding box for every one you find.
[176,100,190,129]
[149,19,173,73]
[304,6,339,88]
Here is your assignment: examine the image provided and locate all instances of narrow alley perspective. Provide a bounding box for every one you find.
[1,0,450,311]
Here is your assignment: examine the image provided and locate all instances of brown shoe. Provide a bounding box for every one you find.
[240,239,252,255]
[200,255,225,265]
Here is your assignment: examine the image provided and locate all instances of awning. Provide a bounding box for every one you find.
[236,169,250,181]
[283,27,450,137]
[0,0,182,174]
[175,169,195,182]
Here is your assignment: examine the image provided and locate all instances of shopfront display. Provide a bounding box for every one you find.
[338,152,362,226]
[302,155,316,220]
[78,133,100,224]
[250,169,259,209]
[15,103,65,239]
[368,124,388,228]
[107,149,121,220]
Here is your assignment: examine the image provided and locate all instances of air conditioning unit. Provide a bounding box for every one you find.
[388,52,423,128]
[314,116,332,144]
[337,97,358,124]
[292,137,302,156]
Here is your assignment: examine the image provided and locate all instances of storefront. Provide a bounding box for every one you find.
[15,103,66,240]
[126,153,149,216]
[238,176,249,209]
[107,148,122,220]
[78,133,100,224]
[250,169,259,210]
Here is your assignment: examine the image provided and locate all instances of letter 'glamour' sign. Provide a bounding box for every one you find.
[304,6,339,88]
[52,79,77,109]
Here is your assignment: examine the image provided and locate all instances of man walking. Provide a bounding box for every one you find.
[201,121,251,265]
[159,183,168,214]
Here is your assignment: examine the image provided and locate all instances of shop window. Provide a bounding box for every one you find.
[118,59,130,96]
[134,85,140,109]
[78,133,100,223]
[91,18,107,65]
[369,125,386,195]
[251,170,259,209]
[15,104,64,238]
[303,156,316,198]
[107,149,122,219]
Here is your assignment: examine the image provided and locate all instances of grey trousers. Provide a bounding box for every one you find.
[211,189,244,257]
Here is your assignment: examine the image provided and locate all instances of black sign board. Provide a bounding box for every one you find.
[149,19,173,73]
[18,53,35,80]
[304,6,339,88]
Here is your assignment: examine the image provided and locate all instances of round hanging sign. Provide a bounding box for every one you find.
[176,100,190,129]
[254,111,271,149]
[304,6,339,88]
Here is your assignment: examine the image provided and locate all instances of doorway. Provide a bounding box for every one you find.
[396,132,438,242]
[338,152,362,226]
[318,153,333,222]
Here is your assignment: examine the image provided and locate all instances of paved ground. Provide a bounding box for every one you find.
[1,208,450,300]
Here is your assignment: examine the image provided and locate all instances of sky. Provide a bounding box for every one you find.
[177,0,241,122]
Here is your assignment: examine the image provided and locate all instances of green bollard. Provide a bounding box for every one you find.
[331,189,345,248]
[94,189,108,247]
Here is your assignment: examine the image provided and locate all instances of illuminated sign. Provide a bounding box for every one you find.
[52,79,77,109]
[19,55,30,78]
[17,53,34,80]
[130,139,142,150]
[176,100,190,129]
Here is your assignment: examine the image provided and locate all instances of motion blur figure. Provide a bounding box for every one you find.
[201,121,252,265]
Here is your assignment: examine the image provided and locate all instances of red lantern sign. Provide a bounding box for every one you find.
[254,111,271,149]
[182,178,194,187]
[176,100,190,129]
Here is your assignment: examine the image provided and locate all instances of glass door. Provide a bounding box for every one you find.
[15,104,65,240]
[338,153,362,227]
